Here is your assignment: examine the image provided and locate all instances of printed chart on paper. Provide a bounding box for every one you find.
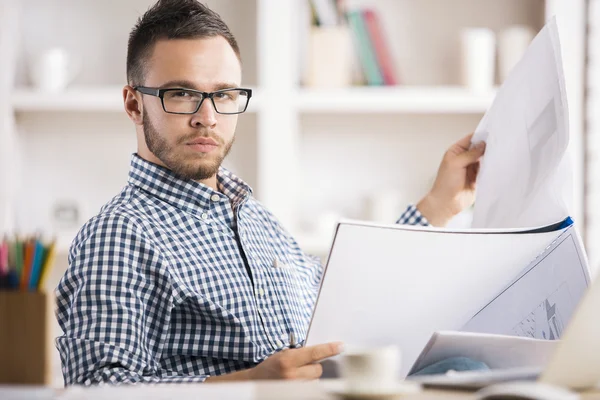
[511,283,575,339]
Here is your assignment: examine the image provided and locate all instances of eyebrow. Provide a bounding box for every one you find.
[158,80,241,91]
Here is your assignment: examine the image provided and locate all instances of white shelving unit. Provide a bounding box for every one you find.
[0,0,589,257]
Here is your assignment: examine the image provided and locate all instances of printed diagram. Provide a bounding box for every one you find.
[512,284,573,339]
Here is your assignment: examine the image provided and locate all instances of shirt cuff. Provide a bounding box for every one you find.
[396,204,430,226]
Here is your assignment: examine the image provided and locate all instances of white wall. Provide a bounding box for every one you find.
[587,0,600,270]
[296,113,482,228]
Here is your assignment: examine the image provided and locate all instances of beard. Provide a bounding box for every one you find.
[143,109,234,181]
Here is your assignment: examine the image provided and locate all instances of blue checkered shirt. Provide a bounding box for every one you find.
[55,154,429,385]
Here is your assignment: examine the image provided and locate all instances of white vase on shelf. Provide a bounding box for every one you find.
[460,28,496,92]
[29,48,81,92]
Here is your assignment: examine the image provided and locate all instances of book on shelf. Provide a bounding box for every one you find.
[362,9,399,85]
[346,9,384,86]
[346,9,399,86]
[305,1,399,87]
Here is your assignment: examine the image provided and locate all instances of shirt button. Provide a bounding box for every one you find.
[273,258,281,268]
[275,340,283,348]
[201,212,209,220]
[258,288,265,297]
[211,194,221,202]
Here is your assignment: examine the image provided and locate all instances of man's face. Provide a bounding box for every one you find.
[140,37,242,180]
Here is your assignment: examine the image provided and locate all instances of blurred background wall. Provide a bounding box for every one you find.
[0,0,594,386]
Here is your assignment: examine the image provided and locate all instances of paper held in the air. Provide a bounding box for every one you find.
[471,18,572,229]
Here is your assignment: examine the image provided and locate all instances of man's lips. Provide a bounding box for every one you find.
[186,137,219,153]
[187,137,218,146]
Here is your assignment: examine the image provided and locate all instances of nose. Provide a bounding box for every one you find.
[190,98,217,128]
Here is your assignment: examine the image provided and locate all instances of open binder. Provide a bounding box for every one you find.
[305,218,590,378]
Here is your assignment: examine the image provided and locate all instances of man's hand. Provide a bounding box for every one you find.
[417,133,486,227]
[249,342,343,380]
[205,342,344,382]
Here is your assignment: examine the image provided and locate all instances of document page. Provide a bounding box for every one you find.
[471,18,571,229]
[461,227,590,339]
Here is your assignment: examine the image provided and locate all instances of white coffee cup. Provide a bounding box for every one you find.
[340,345,401,395]
[460,28,496,92]
[30,48,80,92]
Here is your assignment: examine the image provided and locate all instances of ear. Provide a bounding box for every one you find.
[123,85,144,125]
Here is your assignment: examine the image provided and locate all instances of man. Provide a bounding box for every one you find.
[55,0,486,385]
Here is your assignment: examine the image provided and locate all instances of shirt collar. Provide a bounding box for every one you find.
[127,154,252,212]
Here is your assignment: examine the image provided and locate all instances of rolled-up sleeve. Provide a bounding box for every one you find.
[55,213,206,385]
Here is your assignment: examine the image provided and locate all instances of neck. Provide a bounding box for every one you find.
[198,174,219,191]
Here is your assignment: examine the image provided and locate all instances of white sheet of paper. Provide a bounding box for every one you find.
[408,330,558,375]
[472,18,572,229]
[462,226,590,338]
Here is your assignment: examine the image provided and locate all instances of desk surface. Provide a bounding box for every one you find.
[256,381,600,399]
[2,380,600,400]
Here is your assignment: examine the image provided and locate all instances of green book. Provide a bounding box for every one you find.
[347,10,384,86]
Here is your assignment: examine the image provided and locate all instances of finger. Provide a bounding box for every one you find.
[293,342,344,366]
[453,133,475,151]
[456,141,486,167]
[291,363,324,380]
[466,162,480,189]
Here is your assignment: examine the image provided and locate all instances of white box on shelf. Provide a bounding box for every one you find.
[305,26,353,88]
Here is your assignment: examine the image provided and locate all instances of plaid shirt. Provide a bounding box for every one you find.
[55,154,429,386]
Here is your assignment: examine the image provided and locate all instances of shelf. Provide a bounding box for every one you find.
[12,86,125,112]
[10,85,491,114]
[11,86,262,113]
[295,86,497,114]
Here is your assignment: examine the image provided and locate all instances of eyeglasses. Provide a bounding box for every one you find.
[134,86,252,115]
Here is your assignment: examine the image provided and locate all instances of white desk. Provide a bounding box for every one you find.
[2,380,600,400]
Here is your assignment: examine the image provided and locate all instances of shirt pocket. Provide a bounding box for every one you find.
[267,259,314,340]
[269,259,301,286]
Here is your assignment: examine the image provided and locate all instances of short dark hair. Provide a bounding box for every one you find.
[126,0,241,85]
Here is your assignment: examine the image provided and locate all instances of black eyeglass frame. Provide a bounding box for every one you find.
[133,86,253,115]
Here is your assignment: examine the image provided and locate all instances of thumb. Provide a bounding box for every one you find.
[456,141,486,166]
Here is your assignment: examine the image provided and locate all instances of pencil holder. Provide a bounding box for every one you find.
[0,291,53,385]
